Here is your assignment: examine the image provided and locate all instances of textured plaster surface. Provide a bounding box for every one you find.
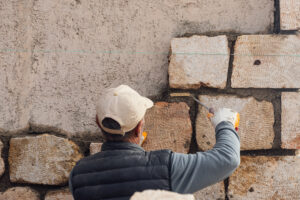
[0,0,274,136]
[280,0,300,30]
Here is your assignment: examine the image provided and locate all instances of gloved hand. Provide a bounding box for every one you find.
[209,108,240,130]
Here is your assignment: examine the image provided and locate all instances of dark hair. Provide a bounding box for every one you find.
[100,117,136,142]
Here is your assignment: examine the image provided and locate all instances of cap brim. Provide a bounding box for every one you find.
[142,97,154,109]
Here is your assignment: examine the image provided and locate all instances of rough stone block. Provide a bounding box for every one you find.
[143,102,192,153]
[280,0,300,30]
[228,156,300,199]
[0,187,40,200]
[130,190,194,200]
[45,188,73,200]
[231,35,300,88]
[0,140,4,177]
[9,134,83,185]
[281,92,300,149]
[196,95,274,150]
[90,142,103,155]
[168,35,229,89]
[193,182,224,200]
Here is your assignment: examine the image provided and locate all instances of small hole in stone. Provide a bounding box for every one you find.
[206,141,210,145]
[254,60,261,65]
[249,187,254,192]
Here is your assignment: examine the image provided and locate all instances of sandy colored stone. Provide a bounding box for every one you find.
[143,102,192,153]
[45,188,73,200]
[0,187,39,200]
[9,134,83,185]
[281,92,300,149]
[0,140,4,177]
[0,0,274,136]
[232,35,300,88]
[228,156,300,199]
[280,0,300,30]
[90,142,103,155]
[168,35,229,89]
[130,190,194,200]
[196,95,274,150]
[193,182,224,200]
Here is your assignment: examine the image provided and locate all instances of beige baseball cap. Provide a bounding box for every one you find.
[96,84,153,135]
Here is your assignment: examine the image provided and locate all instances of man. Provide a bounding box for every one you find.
[69,84,240,200]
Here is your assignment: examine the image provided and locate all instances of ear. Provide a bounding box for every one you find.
[134,120,143,137]
[95,115,101,128]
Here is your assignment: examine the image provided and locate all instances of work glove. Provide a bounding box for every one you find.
[209,108,240,130]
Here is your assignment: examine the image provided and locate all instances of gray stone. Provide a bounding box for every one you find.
[196,95,274,150]
[45,188,73,200]
[228,156,300,200]
[281,92,300,149]
[231,35,300,88]
[0,187,40,200]
[280,0,300,30]
[169,35,229,89]
[9,134,83,185]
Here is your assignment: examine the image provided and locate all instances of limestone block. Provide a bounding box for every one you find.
[0,140,4,177]
[232,35,300,88]
[228,156,300,199]
[143,102,192,153]
[90,142,103,155]
[193,182,224,200]
[168,35,229,89]
[0,187,40,200]
[9,134,83,185]
[45,188,73,200]
[280,0,300,30]
[130,190,194,200]
[196,95,274,150]
[281,92,300,149]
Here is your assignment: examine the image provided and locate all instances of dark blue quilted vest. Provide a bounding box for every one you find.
[70,142,172,200]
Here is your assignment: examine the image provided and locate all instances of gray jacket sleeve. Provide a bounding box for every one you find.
[170,121,240,194]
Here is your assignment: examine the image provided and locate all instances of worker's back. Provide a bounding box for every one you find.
[69,142,172,200]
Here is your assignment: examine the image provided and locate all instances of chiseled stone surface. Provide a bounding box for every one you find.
[280,0,300,30]
[45,188,73,200]
[196,95,274,150]
[281,92,300,149]
[9,134,83,185]
[0,140,4,177]
[130,190,194,200]
[231,35,300,88]
[90,142,103,155]
[1,0,274,135]
[193,182,224,200]
[168,35,229,89]
[0,187,40,200]
[228,156,300,199]
[143,102,192,153]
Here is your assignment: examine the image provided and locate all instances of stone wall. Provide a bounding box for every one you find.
[0,0,299,199]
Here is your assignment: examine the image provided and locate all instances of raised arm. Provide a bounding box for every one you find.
[170,109,240,194]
